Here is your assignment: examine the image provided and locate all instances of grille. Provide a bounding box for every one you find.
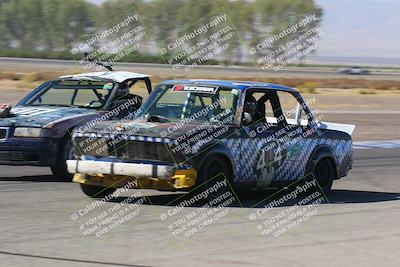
[75,136,178,163]
[0,151,39,162]
[122,141,174,162]
[75,137,111,157]
[0,128,8,140]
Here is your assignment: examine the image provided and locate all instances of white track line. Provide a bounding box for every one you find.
[353,140,400,150]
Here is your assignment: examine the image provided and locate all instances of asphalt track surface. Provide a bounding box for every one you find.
[0,148,399,267]
[1,57,400,81]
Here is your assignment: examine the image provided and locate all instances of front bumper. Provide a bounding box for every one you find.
[0,138,58,166]
[67,160,197,191]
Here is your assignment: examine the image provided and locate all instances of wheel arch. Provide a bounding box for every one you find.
[305,145,339,180]
[53,126,76,166]
[193,143,235,182]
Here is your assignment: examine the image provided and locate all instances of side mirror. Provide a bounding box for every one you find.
[242,112,252,125]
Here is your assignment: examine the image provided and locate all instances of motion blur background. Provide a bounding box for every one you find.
[0,0,399,65]
[1,2,400,267]
[0,0,399,141]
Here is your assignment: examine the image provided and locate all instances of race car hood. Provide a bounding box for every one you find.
[77,119,222,140]
[0,106,96,128]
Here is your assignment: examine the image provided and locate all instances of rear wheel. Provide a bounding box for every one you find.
[80,183,116,199]
[51,137,74,181]
[313,158,335,194]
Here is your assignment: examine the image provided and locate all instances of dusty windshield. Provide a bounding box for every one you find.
[142,84,240,124]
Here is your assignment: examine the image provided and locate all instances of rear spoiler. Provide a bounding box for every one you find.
[317,121,355,136]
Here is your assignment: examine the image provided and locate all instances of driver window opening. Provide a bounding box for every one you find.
[242,90,309,127]
[276,91,309,126]
[110,80,144,113]
[242,90,284,126]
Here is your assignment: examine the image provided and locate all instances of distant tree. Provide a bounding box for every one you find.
[253,0,323,65]
[0,0,95,52]
[0,0,322,63]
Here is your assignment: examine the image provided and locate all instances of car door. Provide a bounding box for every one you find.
[271,91,318,183]
[241,89,289,188]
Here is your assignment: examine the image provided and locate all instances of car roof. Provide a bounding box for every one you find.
[159,79,297,92]
[59,71,150,83]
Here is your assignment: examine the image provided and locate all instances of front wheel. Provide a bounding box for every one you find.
[51,137,75,181]
[80,183,116,198]
[196,155,231,202]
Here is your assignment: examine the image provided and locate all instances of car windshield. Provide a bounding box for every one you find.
[141,84,240,124]
[22,80,114,109]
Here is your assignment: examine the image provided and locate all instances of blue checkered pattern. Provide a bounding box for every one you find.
[220,137,352,186]
[220,138,261,182]
[274,138,352,182]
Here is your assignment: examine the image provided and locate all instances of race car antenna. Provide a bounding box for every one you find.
[83,52,114,71]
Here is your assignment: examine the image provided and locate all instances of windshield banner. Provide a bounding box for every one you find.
[172,85,219,94]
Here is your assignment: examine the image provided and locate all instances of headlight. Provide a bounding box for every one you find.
[14,127,51,138]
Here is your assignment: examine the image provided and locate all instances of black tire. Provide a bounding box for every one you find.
[313,158,335,194]
[197,155,231,203]
[80,183,116,199]
[51,137,74,181]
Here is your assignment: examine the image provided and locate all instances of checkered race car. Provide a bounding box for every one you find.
[68,80,354,197]
[0,71,152,179]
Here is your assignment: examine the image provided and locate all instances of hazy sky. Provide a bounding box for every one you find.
[315,0,400,58]
[89,0,400,59]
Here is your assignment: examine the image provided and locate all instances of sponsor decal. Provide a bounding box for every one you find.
[172,85,218,94]
[132,122,157,129]
[11,107,56,117]
[115,124,126,132]
[231,89,240,96]
[288,143,302,157]
[103,83,114,90]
